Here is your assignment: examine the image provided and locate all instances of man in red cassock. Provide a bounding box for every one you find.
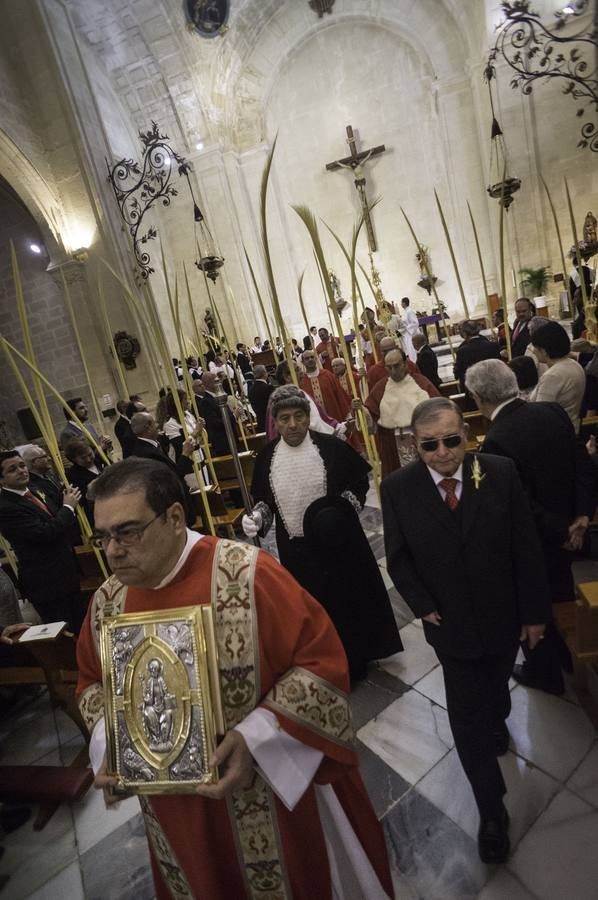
[76,459,394,900]
[357,348,440,478]
[315,327,341,372]
[299,348,352,425]
[368,336,420,391]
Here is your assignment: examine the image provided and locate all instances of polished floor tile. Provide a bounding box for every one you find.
[418,748,560,847]
[358,689,453,785]
[509,789,598,900]
[355,740,410,818]
[0,805,77,900]
[380,623,439,686]
[508,685,595,781]
[477,867,539,899]
[566,740,598,808]
[349,677,406,731]
[73,781,142,855]
[80,813,153,900]
[413,664,447,708]
[26,860,85,900]
[384,788,487,900]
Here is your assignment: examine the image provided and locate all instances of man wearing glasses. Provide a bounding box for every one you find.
[76,458,394,900]
[381,397,551,865]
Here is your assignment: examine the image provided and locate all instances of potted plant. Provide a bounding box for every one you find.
[519,266,552,315]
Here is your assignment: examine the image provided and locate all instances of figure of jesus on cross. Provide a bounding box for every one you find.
[326,125,386,252]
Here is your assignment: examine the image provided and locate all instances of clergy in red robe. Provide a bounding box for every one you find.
[299,348,352,424]
[367,336,420,391]
[315,327,341,372]
[331,356,365,452]
[363,348,440,478]
[76,459,394,900]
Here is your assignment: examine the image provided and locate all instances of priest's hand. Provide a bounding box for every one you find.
[520,624,546,649]
[422,611,442,626]
[195,731,254,800]
[94,757,122,808]
[351,398,363,411]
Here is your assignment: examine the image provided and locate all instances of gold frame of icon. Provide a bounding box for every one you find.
[100,605,224,795]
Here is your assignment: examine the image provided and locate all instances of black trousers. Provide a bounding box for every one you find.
[437,644,518,819]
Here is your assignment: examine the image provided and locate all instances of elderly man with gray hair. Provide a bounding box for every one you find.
[381,395,551,863]
[244,385,401,680]
[465,357,597,696]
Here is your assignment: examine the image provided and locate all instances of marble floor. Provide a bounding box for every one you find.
[1,499,597,899]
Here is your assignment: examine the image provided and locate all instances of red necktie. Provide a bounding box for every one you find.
[439,478,460,512]
[24,489,51,516]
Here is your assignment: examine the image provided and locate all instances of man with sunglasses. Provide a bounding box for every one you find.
[381,398,551,865]
[76,458,394,900]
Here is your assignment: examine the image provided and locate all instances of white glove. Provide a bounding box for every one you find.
[242,510,262,538]
[334,422,348,441]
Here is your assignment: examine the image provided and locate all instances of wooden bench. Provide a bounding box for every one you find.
[0,630,92,828]
[554,585,598,729]
[240,432,267,454]
[462,410,488,438]
[211,451,256,492]
[192,488,245,538]
[439,380,459,397]
[75,544,106,593]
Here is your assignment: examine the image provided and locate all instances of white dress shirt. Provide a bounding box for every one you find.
[427,463,464,502]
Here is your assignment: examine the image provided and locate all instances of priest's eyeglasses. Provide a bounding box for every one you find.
[89,512,162,549]
[418,434,463,452]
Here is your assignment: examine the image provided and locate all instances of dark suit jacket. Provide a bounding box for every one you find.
[416,344,441,387]
[197,393,236,457]
[248,380,274,433]
[66,463,105,527]
[114,416,135,458]
[453,336,501,391]
[381,453,551,658]
[483,400,596,544]
[511,321,532,358]
[129,439,193,480]
[27,472,63,512]
[0,489,80,610]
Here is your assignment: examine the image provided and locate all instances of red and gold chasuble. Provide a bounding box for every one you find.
[77,538,392,900]
[300,370,350,424]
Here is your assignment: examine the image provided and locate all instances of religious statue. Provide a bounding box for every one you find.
[140,658,177,752]
[583,211,597,246]
[416,246,438,295]
[204,307,216,335]
[329,269,347,313]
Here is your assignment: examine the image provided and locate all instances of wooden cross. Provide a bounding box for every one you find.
[326,125,386,252]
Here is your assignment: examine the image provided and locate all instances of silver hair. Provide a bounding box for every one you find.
[19,444,45,464]
[464,359,518,405]
[411,397,463,430]
[130,411,153,436]
[269,385,310,419]
[253,365,267,379]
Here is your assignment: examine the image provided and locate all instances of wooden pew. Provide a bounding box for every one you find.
[191,488,245,538]
[554,584,598,729]
[439,380,459,398]
[462,410,488,439]
[0,629,91,828]
[211,451,256,492]
[240,432,267,454]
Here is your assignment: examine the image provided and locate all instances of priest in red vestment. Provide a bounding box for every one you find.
[76,459,394,900]
[331,356,365,452]
[315,327,341,372]
[367,336,420,391]
[360,348,440,478]
[299,348,352,424]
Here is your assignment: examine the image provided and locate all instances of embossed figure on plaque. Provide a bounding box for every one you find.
[140,658,177,752]
[167,623,194,666]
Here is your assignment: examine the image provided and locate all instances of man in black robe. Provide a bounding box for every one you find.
[243,385,401,680]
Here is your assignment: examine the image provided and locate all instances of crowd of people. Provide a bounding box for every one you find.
[1,294,598,893]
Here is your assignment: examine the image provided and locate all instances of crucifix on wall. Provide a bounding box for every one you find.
[326,125,386,252]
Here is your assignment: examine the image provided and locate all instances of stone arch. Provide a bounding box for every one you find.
[0,131,64,262]
[215,0,468,150]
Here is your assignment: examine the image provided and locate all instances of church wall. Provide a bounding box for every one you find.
[0,186,89,447]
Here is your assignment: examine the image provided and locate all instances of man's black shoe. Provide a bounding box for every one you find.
[478,805,510,864]
[512,663,564,696]
[493,724,510,756]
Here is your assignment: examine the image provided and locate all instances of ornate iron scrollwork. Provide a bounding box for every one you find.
[106,123,191,281]
[487,1,598,152]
